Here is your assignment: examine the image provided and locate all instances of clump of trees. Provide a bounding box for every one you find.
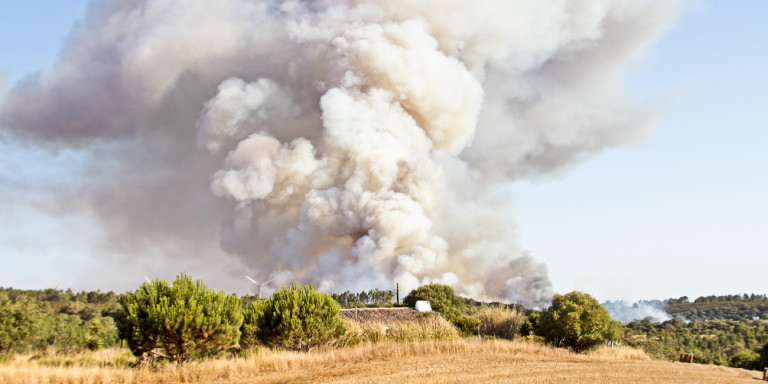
[0,288,120,354]
[664,294,768,321]
[332,289,394,308]
[402,283,526,339]
[624,316,768,367]
[403,284,466,320]
[118,276,345,361]
[0,291,42,354]
[403,283,480,335]
[0,279,348,360]
[538,291,620,352]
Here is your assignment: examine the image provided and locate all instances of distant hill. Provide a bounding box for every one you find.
[664,294,768,321]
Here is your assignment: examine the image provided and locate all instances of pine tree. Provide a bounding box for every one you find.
[255,283,345,351]
[117,273,243,364]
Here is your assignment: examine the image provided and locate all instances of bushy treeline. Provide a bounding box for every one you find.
[119,275,345,363]
[331,289,395,308]
[12,278,765,367]
[0,277,346,361]
[0,288,120,354]
[624,317,768,368]
[665,294,768,306]
[400,285,619,352]
[664,300,768,321]
[0,281,623,359]
[692,294,768,303]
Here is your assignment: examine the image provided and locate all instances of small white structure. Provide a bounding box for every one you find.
[415,300,432,312]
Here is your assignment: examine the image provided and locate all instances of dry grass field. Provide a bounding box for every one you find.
[1,339,763,384]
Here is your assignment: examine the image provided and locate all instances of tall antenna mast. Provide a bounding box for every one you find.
[245,275,274,300]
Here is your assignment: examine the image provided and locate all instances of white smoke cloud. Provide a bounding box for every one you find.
[0,0,679,307]
[603,300,672,323]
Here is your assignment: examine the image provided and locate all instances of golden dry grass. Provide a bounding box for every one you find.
[1,339,762,384]
[335,314,459,346]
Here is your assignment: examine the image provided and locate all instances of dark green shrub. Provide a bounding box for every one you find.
[539,291,613,352]
[117,273,243,364]
[452,315,481,336]
[729,351,760,370]
[257,283,345,351]
[520,313,540,336]
[759,341,768,370]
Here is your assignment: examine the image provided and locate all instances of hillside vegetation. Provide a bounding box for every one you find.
[624,318,768,366]
[621,294,768,368]
[3,282,768,374]
[0,287,121,353]
[664,294,768,321]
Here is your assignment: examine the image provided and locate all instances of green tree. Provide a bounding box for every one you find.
[403,284,465,320]
[0,291,43,353]
[604,320,623,344]
[256,283,345,351]
[759,341,768,370]
[539,291,613,352]
[117,273,243,364]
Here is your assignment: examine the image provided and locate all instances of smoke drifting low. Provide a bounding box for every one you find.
[603,300,672,323]
[0,0,678,307]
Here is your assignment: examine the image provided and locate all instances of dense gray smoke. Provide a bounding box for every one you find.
[0,0,678,307]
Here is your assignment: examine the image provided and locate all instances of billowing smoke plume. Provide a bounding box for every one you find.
[603,300,672,323]
[0,0,678,307]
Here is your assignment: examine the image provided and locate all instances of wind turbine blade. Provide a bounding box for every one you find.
[263,279,274,285]
[144,276,152,283]
[245,275,259,285]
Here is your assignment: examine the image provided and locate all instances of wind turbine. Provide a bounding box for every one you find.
[245,275,273,299]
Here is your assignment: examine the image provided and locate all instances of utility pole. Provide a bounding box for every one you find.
[396,283,400,305]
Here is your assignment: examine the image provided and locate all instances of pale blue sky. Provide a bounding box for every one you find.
[1,1,766,302]
[513,1,768,301]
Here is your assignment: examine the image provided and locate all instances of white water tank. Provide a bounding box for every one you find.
[415,300,432,312]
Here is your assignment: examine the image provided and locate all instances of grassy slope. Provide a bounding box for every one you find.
[2,340,762,384]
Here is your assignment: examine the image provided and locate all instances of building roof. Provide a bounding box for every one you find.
[338,307,432,322]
